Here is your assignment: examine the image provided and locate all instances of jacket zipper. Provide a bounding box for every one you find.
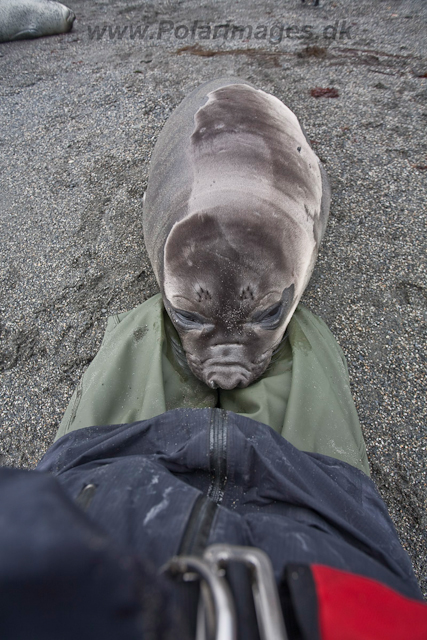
[207,408,228,503]
[178,409,229,556]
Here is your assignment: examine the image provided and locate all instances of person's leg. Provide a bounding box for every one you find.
[56,296,369,475]
[220,306,370,475]
[55,294,216,441]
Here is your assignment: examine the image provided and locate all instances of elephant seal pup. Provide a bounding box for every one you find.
[0,0,75,43]
[143,77,330,390]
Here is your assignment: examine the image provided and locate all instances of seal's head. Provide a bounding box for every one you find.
[27,1,75,38]
[143,78,329,391]
[163,198,311,390]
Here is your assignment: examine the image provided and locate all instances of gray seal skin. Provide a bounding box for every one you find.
[0,0,75,43]
[143,78,330,390]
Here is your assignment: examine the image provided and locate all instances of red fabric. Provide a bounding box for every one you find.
[312,564,427,640]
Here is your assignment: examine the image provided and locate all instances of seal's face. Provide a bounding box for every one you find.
[163,207,310,390]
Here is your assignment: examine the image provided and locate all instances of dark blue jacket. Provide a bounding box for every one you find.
[0,409,423,639]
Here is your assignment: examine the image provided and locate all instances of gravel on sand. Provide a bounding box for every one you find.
[0,0,426,596]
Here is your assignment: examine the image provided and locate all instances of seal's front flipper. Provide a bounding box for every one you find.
[12,28,41,40]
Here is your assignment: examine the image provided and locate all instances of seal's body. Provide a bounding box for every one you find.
[143,78,330,390]
[0,0,75,43]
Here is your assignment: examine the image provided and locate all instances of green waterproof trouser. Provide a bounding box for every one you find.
[56,294,370,475]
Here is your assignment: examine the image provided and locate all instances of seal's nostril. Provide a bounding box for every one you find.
[210,373,245,391]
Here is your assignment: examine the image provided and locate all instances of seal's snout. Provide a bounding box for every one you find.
[187,343,273,391]
[207,370,249,390]
[66,9,76,28]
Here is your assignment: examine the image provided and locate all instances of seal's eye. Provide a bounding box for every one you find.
[262,304,281,320]
[175,310,198,324]
[251,284,295,330]
[252,303,283,328]
[172,308,207,329]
